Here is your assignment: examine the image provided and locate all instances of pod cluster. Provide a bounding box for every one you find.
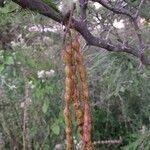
[63,34,93,150]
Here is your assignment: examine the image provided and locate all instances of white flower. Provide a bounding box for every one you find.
[20,102,25,108]
[43,36,51,42]
[45,69,55,78]
[18,34,22,39]
[76,141,82,149]
[94,2,102,9]
[28,81,35,89]
[37,69,55,79]
[140,125,146,134]
[37,70,45,78]
[50,69,55,74]
[54,144,63,150]
[10,85,16,90]
[11,41,18,47]
[113,19,125,29]
[17,61,21,65]
[28,25,43,32]
[28,80,33,85]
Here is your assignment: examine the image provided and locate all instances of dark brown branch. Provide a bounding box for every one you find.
[63,3,76,45]
[10,0,150,65]
[12,0,63,23]
[79,0,88,22]
[91,0,145,54]
[92,0,134,18]
[68,19,150,65]
[0,0,5,7]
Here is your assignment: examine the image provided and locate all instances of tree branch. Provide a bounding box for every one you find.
[79,0,88,22]
[135,0,145,18]
[10,0,150,65]
[91,0,134,18]
[12,0,63,23]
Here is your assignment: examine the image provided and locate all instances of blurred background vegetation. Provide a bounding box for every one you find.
[0,1,150,150]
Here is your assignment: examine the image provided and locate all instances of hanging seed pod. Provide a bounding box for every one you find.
[73,37,93,150]
[71,38,84,136]
[65,78,74,93]
[63,46,73,65]
[75,52,84,65]
[72,85,84,135]
[64,107,74,150]
[78,65,87,82]
[73,35,80,51]
[63,33,93,150]
[63,45,75,150]
[65,66,74,77]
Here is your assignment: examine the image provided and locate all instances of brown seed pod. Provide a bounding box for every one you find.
[63,44,74,150]
[64,105,74,150]
[64,93,70,102]
[78,65,87,82]
[73,36,93,149]
[63,50,73,65]
[72,69,84,136]
[65,78,74,90]
[66,45,73,54]
[75,53,84,65]
[63,33,93,150]
[73,36,80,52]
[65,66,74,77]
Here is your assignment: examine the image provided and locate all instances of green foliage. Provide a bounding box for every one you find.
[86,49,150,148]
[0,2,16,13]
[0,7,65,148]
[121,131,150,150]
[124,0,150,19]
[0,1,150,149]
[51,123,60,135]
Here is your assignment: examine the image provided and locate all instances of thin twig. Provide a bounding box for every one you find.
[92,0,134,18]
[63,3,76,46]
[79,0,88,22]
[135,0,145,19]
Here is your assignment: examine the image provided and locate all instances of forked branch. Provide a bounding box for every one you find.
[5,0,149,65]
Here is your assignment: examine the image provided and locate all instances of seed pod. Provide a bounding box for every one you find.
[63,50,73,64]
[73,38,93,149]
[66,45,73,54]
[64,105,74,150]
[63,34,93,150]
[63,43,74,150]
[64,93,70,102]
[65,78,74,90]
[76,53,84,65]
[73,36,80,51]
[65,66,74,77]
[78,65,87,82]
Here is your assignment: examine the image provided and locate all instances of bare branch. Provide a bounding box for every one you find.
[135,0,145,18]
[12,0,63,23]
[9,0,150,65]
[73,20,150,65]
[132,19,145,55]
[79,0,88,23]
[91,0,134,18]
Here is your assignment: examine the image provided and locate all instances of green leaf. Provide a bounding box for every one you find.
[0,2,17,14]
[51,123,60,135]
[42,100,49,113]
[0,65,4,73]
[5,56,14,65]
[120,86,125,92]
